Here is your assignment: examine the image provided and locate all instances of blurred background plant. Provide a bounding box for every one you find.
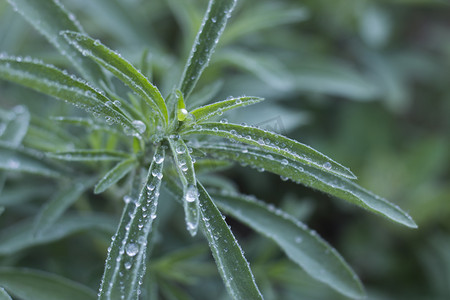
[0,0,449,299]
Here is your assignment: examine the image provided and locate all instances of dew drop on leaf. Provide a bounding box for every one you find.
[185,185,198,203]
[125,243,139,257]
[132,120,146,134]
[323,162,332,170]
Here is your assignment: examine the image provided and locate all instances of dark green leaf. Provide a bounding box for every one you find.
[212,190,365,299]
[0,267,96,300]
[179,0,237,99]
[189,96,264,123]
[199,143,417,228]
[0,58,142,137]
[94,157,137,194]
[0,287,12,300]
[0,214,116,255]
[5,0,106,85]
[168,138,200,236]
[99,146,165,300]
[181,122,356,179]
[197,183,263,300]
[48,149,131,162]
[62,31,168,125]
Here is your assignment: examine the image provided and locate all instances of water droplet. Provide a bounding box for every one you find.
[281,159,288,166]
[323,162,332,170]
[153,153,164,164]
[123,196,132,204]
[147,183,156,191]
[124,262,132,270]
[132,120,146,134]
[185,185,198,203]
[126,243,139,257]
[176,145,185,154]
[295,236,303,244]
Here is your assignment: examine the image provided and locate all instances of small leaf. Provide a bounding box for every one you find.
[48,149,131,162]
[99,146,165,300]
[189,96,264,123]
[6,0,106,85]
[212,190,365,299]
[62,31,168,125]
[168,138,200,236]
[199,143,417,228]
[0,267,96,300]
[197,183,263,300]
[0,58,142,137]
[33,180,91,236]
[0,214,116,255]
[0,142,61,178]
[94,157,137,194]
[181,122,356,179]
[179,0,237,99]
[0,287,12,300]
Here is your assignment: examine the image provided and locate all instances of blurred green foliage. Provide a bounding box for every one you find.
[0,0,449,299]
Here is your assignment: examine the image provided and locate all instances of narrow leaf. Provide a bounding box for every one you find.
[0,267,96,300]
[62,31,168,125]
[199,143,417,228]
[0,105,29,146]
[168,138,200,236]
[0,58,142,137]
[179,0,237,99]
[212,190,365,299]
[94,157,137,194]
[6,0,106,85]
[189,96,264,123]
[0,214,116,255]
[194,159,232,174]
[197,183,263,300]
[48,149,131,162]
[33,180,91,236]
[0,287,12,300]
[99,146,165,300]
[0,142,61,178]
[181,122,356,179]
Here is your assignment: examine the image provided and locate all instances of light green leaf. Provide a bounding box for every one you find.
[0,267,96,300]
[99,146,165,300]
[48,149,131,162]
[5,0,106,85]
[0,142,61,178]
[33,180,91,237]
[197,183,263,300]
[179,0,237,99]
[0,287,12,300]
[62,31,168,125]
[94,157,137,194]
[212,190,365,299]
[168,138,200,236]
[221,4,309,45]
[199,143,417,228]
[181,122,356,179]
[0,214,116,255]
[189,96,264,123]
[0,58,142,137]
[194,159,233,174]
[0,105,29,146]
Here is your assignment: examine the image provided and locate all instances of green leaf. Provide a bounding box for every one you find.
[0,58,142,137]
[189,96,264,123]
[194,159,233,174]
[99,146,165,300]
[34,180,91,237]
[181,122,356,179]
[5,0,106,85]
[0,207,4,218]
[168,138,200,236]
[62,31,169,125]
[0,142,61,178]
[0,287,12,300]
[94,157,137,194]
[0,267,96,300]
[0,214,116,255]
[221,4,309,45]
[212,190,365,299]
[199,143,417,228]
[197,183,263,300]
[0,105,29,146]
[48,149,131,162]
[179,0,237,99]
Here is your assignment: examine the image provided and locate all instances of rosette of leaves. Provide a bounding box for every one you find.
[0,0,417,299]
